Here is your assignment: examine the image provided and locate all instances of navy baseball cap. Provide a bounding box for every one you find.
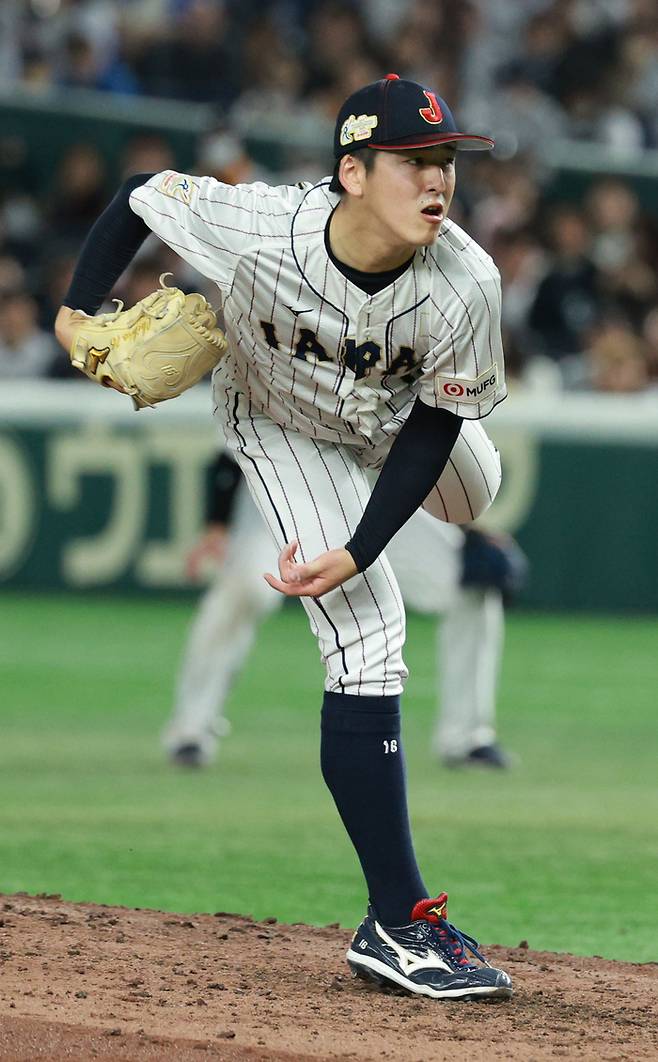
[334,73,494,159]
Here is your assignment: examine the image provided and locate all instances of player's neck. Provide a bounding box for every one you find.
[329,202,416,273]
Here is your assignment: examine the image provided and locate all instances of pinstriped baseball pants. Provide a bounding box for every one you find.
[219,398,501,697]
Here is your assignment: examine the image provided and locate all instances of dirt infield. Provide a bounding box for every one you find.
[0,894,656,1061]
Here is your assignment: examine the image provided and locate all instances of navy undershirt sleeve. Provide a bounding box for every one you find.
[345,400,462,572]
[63,173,155,315]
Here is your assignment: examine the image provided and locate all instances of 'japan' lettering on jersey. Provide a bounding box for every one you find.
[129,171,506,446]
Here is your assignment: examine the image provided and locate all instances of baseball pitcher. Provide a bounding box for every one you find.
[55,74,512,1001]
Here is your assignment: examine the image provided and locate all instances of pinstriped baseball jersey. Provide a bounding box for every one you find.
[129,171,506,446]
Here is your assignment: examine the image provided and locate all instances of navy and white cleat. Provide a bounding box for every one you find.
[346,893,512,1001]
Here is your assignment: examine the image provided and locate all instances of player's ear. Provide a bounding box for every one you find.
[338,154,366,197]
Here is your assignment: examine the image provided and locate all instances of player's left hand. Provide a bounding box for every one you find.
[55,275,226,410]
[264,540,358,597]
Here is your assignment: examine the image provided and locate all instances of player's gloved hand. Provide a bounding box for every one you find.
[55,274,226,410]
[264,540,358,597]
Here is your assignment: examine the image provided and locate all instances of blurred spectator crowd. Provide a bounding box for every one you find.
[1,0,658,392]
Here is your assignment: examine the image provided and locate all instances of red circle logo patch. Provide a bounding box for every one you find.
[443,381,464,397]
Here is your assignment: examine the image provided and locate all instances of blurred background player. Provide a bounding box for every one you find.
[163,449,527,770]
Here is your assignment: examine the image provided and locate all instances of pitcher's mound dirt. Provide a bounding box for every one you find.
[0,894,655,1061]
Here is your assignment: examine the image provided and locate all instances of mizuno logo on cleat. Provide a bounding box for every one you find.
[428,904,447,919]
[374,922,451,975]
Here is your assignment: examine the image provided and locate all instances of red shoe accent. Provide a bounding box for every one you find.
[411,893,449,925]
[411,894,471,966]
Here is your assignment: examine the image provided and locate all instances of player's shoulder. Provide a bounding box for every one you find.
[196,173,313,217]
[207,174,337,242]
[144,170,335,233]
[429,219,500,288]
[198,174,334,212]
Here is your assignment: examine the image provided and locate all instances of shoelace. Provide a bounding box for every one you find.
[105,273,175,323]
[431,918,489,969]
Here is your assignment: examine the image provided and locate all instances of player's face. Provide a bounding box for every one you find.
[361,146,457,250]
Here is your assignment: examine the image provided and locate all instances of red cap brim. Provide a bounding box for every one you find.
[369,133,494,151]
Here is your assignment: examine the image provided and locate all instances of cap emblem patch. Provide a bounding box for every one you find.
[419,91,443,125]
[340,113,379,146]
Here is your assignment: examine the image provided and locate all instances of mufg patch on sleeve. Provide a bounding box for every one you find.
[436,366,498,403]
[158,172,193,205]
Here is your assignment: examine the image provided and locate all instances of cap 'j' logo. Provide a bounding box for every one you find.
[419,91,443,125]
[340,113,379,146]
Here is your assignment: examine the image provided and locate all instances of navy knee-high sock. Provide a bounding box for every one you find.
[320,691,428,926]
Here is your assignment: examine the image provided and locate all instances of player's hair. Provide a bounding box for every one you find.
[329,148,377,194]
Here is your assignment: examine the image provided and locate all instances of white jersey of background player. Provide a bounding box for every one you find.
[56,74,513,1000]
[164,465,510,769]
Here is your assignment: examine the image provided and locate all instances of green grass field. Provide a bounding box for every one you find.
[1,593,656,962]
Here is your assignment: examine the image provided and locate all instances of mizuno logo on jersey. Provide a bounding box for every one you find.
[437,367,498,403]
[340,113,379,146]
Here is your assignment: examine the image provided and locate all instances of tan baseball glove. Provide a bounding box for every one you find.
[68,274,227,409]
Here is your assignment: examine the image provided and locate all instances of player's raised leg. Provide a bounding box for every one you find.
[423,419,502,525]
